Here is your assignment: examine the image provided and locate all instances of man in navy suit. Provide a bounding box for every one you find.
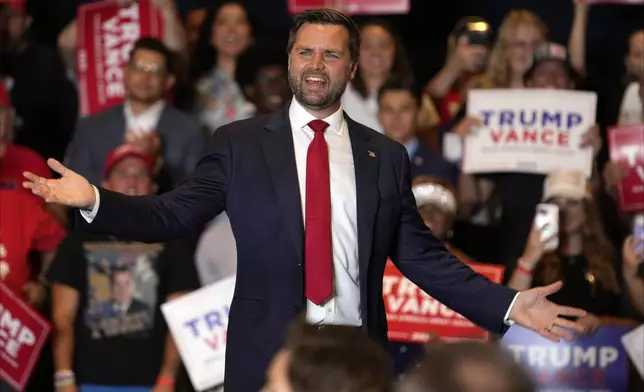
[377,79,459,187]
[24,9,586,392]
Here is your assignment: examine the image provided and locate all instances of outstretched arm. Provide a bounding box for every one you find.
[24,129,234,243]
[389,147,586,341]
[389,148,516,334]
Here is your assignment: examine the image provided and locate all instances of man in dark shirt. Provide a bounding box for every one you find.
[48,145,200,391]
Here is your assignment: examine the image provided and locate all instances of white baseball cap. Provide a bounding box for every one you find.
[542,170,590,201]
[413,181,457,215]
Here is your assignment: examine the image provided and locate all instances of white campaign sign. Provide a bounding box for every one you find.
[463,89,597,177]
[161,277,235,391]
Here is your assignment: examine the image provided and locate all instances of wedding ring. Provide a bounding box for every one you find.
[547,323,554,332]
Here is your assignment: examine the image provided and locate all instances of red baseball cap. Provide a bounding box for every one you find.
[0,83,9,108]
[103,145,155,180]
[3,0,26,13]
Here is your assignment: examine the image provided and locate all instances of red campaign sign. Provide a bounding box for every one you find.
[609,124,644,213]
[77,0,164,117]
[586,0,642,4]
[288,0,410,14]
[383,260,504,343]
[0,283,51,392]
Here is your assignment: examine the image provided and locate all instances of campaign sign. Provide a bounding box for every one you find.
[0,283,51,392]
[288,0,410,15]
[502,325,631,392]
[161,277,235,391]
[77,0,164,117]
[587,0,643,4]
[383,260,504,342]
[609,124,644,212]
[463,89,597,177]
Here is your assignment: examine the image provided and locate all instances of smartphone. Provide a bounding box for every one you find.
[466,30,491,48]
[535,203,559,251]
[633,213,644,253]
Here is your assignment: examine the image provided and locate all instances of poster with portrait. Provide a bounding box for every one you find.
[83,242,164,340]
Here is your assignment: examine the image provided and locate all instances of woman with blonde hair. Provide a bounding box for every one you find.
[509,171,638,336]
[477,9,548,89]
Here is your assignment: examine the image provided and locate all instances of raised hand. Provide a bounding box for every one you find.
[520,223,556,268]
[23,159,95,209]
[623,235,644,274]
[579,124,602,158]
[509,281,587,342]
[602,161,628,191]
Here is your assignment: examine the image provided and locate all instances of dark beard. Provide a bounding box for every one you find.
[288,73,348,111]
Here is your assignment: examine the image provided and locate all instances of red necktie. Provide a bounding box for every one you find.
[305,119,333,305]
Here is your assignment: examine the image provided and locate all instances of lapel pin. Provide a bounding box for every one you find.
[368,150,376,158]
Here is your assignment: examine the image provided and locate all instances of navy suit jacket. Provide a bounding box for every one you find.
[80,105,516,391]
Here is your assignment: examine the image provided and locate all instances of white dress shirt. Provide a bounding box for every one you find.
[82,98,518,328]
[124,100,165,135]
[289,99,362,327]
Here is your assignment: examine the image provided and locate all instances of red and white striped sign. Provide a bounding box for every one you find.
[76,0,164,117]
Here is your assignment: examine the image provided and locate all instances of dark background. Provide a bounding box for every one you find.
[28,0,644,86]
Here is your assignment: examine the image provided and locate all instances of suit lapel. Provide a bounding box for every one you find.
[262,107,304,262]
[346,115,379,277]
[155,105,172,138]
[112,104,127,145]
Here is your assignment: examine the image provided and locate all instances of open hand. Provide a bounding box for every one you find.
[22,281,46,307]
[577,313,602,337]
[453,116,482,138]
[151,0,178,14]
[509,281,587,342]
[602,161,628,191]
[455,36,488,72]
[520,223,556,267]
[580,124,602,158]
[623,235,644,274]
[23,159,95,209]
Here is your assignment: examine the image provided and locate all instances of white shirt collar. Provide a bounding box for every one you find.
[123,100,166,132]
[288,98,345,135]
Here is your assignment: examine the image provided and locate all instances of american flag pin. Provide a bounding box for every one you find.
[368,150,376,158]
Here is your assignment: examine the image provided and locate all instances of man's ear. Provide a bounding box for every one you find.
[24,16,33,29]
[151,182,159,194]
[101,180,109,189]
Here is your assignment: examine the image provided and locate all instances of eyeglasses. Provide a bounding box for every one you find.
[128,60,164,75]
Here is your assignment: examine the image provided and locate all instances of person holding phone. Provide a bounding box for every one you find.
[508,171,639,336]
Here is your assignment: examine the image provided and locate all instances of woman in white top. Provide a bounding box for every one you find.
[180,0,255,133]
[342,19,413,133]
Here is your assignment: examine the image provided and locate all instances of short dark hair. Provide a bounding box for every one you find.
[284,320,392,392]
[377,77,421,105]
[397,341,535,392]
[129,37,174,75]
[286,8,361,62]
[109,267,132,285]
